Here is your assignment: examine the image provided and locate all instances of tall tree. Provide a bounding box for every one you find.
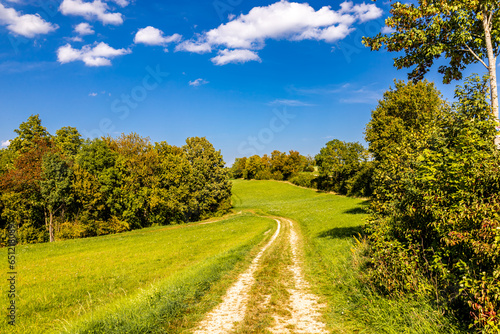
[40,153,72,242]
[363,0,500,144]
[54,126,83,158]
[10,114,51,153]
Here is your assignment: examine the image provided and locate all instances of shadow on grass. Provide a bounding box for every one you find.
[317,226,365,240]
[343,200,371,215]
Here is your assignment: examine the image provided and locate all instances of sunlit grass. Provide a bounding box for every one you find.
[232,179,464,333]
[1,214,274,334]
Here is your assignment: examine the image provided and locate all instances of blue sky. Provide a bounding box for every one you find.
[0,0,485,164]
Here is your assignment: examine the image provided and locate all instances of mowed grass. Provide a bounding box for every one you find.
[1,214,275,334]
[232,180,464,333]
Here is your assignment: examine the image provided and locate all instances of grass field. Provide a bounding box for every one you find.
[1,214,275,334]
[232,179,464,333]
[2,179,465,333]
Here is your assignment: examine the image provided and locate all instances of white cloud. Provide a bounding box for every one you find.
[268,99,315,107]
[341,1,383,22]
[134,26,181,46]
[211,49,261,65]
[176,1,382,65]
[381,26,395,34]
[57,42,131,67]
[70,36,83,42]
[109,0,129,7]
[89,92,98,96]
[74,22,94,35]
[59,0,123,25]
[1,140,10,148]
[189,78,209,87]
[175,41,212,53]
[0,3,58,37]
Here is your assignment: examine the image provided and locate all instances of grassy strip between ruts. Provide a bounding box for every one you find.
[1,214,275,334]
[232,179,465,334]
[234,216,291,334]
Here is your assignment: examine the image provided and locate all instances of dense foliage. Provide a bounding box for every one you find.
[230,150,313,181]
[0,116,231,245]
[365,76,500,332]
[232,144,373,197]
[314,139,373,197]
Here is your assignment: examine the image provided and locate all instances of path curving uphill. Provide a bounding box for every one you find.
[193,219,281,334]
[193,214,328,334]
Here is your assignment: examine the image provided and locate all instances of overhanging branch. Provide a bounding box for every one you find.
[462,44,489,69]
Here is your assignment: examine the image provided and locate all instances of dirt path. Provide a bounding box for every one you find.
[193,215,328,334]
[269,218,327,333]
[193,219,281,334]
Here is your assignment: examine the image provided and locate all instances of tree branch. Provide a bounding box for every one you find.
[463,44,489,69]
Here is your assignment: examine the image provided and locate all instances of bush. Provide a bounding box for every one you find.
[288,173,317,188]
[366,75,500,331]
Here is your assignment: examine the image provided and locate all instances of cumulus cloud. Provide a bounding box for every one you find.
[74,22,94,35]
[134,26,181,46]
[0,3,58,37]
[188,78,209,87]
[211,49,261,65]
[1,140,10,148]
[59,0,123,25]
[176,1,382,65]
[57,42,131,67]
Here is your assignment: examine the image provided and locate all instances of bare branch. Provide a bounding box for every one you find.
[463,44,489,68]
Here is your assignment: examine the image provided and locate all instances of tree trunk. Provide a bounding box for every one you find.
[483,11,500,147]
[49,209,55,243]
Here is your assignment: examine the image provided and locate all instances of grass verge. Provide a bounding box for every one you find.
[232,180,464,333]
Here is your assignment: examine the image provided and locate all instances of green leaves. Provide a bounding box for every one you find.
[366,75,500,331]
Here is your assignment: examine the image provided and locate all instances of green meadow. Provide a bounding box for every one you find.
[232,179,464,333]
[1,215,275,334]
[2,179,464,333]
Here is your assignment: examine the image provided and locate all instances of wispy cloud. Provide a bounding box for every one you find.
[268,99,316,107]
[211,49,261,65]
[89,92,98,96]
[292,82,382,104]
[188,78,209,87]
[1,140,10,148]
[0,60,57,73]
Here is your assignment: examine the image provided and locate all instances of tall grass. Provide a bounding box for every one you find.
[232,180,464,333]
[1,214,274,333]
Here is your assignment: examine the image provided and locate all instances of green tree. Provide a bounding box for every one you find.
[366,75,500,331]
[55,126,83,157]
[363,0,500,143]
[40,153,72,242]
[183,137,231,220]
[231,157,247,179]
[10,114,51,153]
[315,139,367,193]
[365,80,448,213]
[244,155,263,179]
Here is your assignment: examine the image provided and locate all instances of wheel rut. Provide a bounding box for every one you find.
[192,215,327,334]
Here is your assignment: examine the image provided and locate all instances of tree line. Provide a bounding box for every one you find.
[0,115,231,245]
[230,150,314,181]
[231,143,373,197]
